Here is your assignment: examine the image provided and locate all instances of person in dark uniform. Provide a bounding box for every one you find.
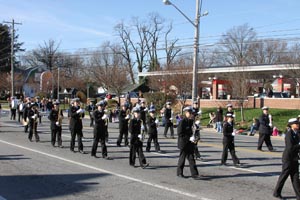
[221,113,241,167]
[86,101,96,127]
[146,108,160,152]
[23,101,31,133]
[102,100,109,143]
[273,118,300,199]
[129,107,149,169]
[177,106,199,179]
[91,101,110,159]
[17,99,24,123]
[117,104,130,147]
[28,103,40,142]
[163,102,174,138]
[69,98,85,153]
[139,101,148,139]
[35,96,43,124]
[257,106,274,151]
[192,101,202,160]
[10,96,17,120]
[48,101,63,147]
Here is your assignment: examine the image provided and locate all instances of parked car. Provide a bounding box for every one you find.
[254,92,289,98]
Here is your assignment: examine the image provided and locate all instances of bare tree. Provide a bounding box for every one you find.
[218,24,256,66]
[248,39,288,64]
[164,22,181,67]
[114,22,135,84]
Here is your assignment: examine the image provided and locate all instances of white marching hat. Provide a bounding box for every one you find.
[262,106,269,110]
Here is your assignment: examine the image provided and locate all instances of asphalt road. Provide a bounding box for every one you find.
[0,111,297,200]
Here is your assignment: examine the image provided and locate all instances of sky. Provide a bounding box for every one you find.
[1,0,300,53]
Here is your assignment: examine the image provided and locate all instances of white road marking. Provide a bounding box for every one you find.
[0,139,211,200]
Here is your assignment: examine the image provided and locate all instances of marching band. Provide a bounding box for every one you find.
[3,96,300,199]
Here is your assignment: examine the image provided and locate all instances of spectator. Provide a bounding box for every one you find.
[249,118,259,136]
[215,106,223,133]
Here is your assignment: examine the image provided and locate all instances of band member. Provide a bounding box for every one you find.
[103,100,109,143]
[117,104,130,147]
[91,101,110,159]
[164,102,174,138]
[17,99,24,123]
[221,113,241,167]
[48,101,63,147]
[146,108,160,152]
[257,106,274,151]
[139,100,148,139]
[23,101,31,133]
[35,96,43,124]
[192,101,202,160]
[129,107,149,169]
[177,106,199,179]
[28,103,40,142]
[273,118,300,199]
[86,100,96,127]
[10,96,18,120]
[69,98,85,153]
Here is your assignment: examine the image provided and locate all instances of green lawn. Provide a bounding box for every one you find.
[200,108,299,134]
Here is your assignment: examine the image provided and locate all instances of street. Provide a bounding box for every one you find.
[0,112,296,200]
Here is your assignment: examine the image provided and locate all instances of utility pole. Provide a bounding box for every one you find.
[3,19,22,97]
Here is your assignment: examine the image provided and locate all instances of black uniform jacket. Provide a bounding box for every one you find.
[177,117,194,150]
[223,122,234,142]
[93,109,106,133]
[129,118,142,145]
[140,106,147,122]
[118,109,129,130]
[147,116,157,135]
[164,108,172,123]
[282,129,300,163]
[258,114,271,134]
[48,109,63,130]
[69,106,84,130]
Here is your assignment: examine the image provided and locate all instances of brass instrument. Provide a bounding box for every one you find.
[57,109,64,126]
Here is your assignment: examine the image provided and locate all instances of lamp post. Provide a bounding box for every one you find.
[57,66,60,101]
[163,0,208,101]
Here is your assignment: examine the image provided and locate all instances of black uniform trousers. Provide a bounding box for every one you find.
[91,131,107,158]
[164,121,174,137]
[28,122,39,142]
[221,138,240,165]
[257,132,273,150]
[146,132,160,152]
[89,113,94,127]
[51,126,62,146]
[177,144,199,176]
[11,109,16,120]
[194,143,201,158]
[129,140,147,167]
[70,128,83,151]
[117,127,129,146]
[274,161,300,199]
[18,111,23,122]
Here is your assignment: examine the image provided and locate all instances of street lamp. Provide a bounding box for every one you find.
[163,0,208,101]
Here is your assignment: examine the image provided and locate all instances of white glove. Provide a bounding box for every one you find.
[141,125,145,131]
[138,134,143,140]
[76,109,82,114]
[125,114,130,120]
[102,114,108,120]
[144,107,148,112]
[155,119,159,124]
[31,116,35,119]
[189,136,195,142]
[195,120,200,125]
[169,118,173,121]
[232,132,236,136]
[55,121,60,126]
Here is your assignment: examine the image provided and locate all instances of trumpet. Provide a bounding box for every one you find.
[57,110,63,126]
